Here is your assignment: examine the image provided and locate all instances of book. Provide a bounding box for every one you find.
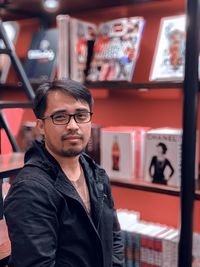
[0,21,19,83]
[149,15,186,81]
[144,127,199,187]
[56,15,97,83]
[100,126,149,180]
[17,121,42,151]
[23,28,58,82]
[84,124,101,164]
[87,17,145,82]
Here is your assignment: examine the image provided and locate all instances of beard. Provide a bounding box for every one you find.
[60,147,85,157]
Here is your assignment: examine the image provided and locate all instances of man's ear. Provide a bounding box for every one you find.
[36,119,45,136]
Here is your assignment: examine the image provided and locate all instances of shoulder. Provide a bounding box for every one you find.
[9,165,54,192]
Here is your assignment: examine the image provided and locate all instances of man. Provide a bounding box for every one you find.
[4,79,124,267]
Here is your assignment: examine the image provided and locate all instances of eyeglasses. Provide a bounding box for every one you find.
[41,111,93,125]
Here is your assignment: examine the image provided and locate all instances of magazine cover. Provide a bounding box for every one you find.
[56,15,97,83]
[149,15,186,81]
[0,21,19,83]
[87,17,145,82]
[23,28,58,82]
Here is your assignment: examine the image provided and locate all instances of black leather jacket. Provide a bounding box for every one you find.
[4,140,124,267]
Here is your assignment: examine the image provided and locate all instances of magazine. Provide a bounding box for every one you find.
[87,17,145,82]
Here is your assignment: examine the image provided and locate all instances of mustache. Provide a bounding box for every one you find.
[61,132,83,141]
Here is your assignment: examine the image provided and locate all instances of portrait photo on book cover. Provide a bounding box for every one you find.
[144,131,182,187]
[148,142,175,186]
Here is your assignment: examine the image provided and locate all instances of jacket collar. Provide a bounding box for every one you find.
[25,140,106,227]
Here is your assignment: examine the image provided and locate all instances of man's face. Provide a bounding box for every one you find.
[36,90,92,158]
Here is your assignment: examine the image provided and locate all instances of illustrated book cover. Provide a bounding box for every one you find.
[87,17,145,82]
[149,15,186,81]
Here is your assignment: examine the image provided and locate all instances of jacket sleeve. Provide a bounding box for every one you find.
[3,178,59,267]
[112,208,125,267]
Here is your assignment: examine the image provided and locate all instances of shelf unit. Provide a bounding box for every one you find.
[0,21,35,152]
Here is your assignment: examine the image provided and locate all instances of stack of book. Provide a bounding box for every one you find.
[117,209,200,267]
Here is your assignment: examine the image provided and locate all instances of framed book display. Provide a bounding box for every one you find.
[149,15,186,81]
[0,21,19,83]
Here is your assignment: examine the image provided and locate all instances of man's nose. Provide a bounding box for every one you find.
[66,115,79,128]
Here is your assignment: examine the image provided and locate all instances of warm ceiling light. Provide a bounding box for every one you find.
[43,0,60,12]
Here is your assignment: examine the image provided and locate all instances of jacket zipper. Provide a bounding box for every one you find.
[97,193,107,231]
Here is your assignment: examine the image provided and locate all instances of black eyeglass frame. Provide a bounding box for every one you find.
[41,111,93,125]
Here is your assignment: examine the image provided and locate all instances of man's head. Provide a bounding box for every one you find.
[34,79,94,159]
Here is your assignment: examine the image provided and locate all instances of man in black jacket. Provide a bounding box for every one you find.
[4,79,124,267]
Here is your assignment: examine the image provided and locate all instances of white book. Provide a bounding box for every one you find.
[144,127,198,187]
[56,15,97,83]
[192,233,200,266]
[117,209,140,231]
[162,229,179,267]
[149,14,186,81]
[101,126,149,180]
[0,21,19,83]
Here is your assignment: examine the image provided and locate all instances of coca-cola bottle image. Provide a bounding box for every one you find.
[112,136,120,171]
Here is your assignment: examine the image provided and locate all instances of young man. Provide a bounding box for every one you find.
[4,79,124,267]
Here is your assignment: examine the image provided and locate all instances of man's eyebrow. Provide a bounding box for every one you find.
[75,108,90,112]
[52,108,90,114]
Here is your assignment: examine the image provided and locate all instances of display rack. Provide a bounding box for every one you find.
[0,21,35,152]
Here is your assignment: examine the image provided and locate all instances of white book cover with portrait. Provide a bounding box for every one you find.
[144,127,198,187]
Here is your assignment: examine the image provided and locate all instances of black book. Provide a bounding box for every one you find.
[23,28,58,82]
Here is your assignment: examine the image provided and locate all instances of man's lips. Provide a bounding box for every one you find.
[61,135,82,141]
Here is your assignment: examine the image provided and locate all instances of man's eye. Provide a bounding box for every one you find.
[76,113,87,120]
[53,114,67,121]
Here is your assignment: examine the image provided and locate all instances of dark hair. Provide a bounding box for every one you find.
[33,79,94,119]
[157,142,167,154]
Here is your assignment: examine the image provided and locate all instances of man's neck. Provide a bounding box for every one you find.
[53,153,81,181]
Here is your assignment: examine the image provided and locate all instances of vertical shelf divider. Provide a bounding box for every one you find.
[178,0,200,266]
